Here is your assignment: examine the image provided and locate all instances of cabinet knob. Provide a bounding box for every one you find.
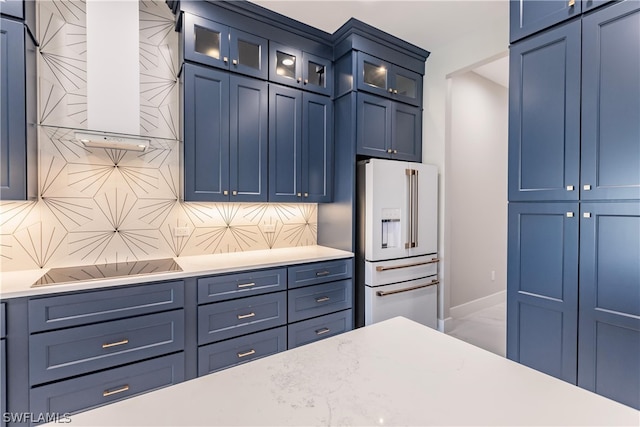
[232,59,238,65]
[566,212,574,218]
[387,149,393,154]
[568,0,575,7]
[393,89,398,94]
[393,149,398,154]
[566,185,574,191]
[232,190,237,196]
[223,57,229,63]
[583,184,592,191]
[223,190,229,196]
[304,79,308,85]
[583,212,591,218]
[297,192,302,197]
[297,77,302,83]
[304,192,309,197]
[388,88,394,93]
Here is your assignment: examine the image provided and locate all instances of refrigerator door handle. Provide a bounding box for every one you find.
[376,279,440,297]
[405,169,415,249]
[413,170,419,248]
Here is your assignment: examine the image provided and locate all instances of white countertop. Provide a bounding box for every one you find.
[0,245,353,299]
[57,317,638,427]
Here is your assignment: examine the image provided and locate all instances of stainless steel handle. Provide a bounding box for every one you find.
[376,280,439,297]
[103,385,129,397]
[315,327,330,335]
[315,270,330,277]
[102,339,129,349]
[376,258,440,272]
[237,312,256,320]
[237,282,256,288]
[232,59,238,65]
[315,296,330,303]
[237,349,256,358]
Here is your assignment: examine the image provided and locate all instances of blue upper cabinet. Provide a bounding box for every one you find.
[182,64,268,202]
[269,42,333,96]
[302,92,333,203]
[578,202,640,410]
[581,0,640,201]
[182,13,268,80]
[356,52,422,107]
[507,202,579,383]
[510,0,582,42]
[1,18,36,201]
[508,19,581,201]
[583,0,617,13]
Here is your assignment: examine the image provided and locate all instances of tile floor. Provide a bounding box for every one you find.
[446,302,506,357]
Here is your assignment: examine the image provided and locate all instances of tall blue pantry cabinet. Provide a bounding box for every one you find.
[507,0,640,409]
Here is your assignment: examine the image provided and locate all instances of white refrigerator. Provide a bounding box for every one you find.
[357,159,439,329]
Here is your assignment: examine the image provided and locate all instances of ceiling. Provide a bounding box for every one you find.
[250,0,509,52]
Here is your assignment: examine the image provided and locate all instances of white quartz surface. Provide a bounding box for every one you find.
[0,246,353,299]
[58,317,638,427]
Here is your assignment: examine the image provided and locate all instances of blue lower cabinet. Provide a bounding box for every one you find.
[288,280,352,323]
[29,310,185,385]
[507,202,579,382]
[287,309,353,349]
[288,259,353,289]
[578,202,640,409]
[30,353,185,420]
[198,292,286,345]
[198,326,287,376]
[197,268,286,304]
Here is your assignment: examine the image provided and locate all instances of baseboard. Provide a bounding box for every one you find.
[440,317,454,333]
[450,290,506,320]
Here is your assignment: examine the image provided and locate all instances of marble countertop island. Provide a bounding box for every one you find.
[55,317,638,427]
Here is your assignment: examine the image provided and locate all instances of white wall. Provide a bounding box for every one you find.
[421,17,508,323]
[448,71,508,309]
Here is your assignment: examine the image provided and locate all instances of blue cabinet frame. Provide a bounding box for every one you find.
[509,0,582,42]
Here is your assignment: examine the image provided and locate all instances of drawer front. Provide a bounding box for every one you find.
[197,268,286,304]
[287,309,353,349]
[0,302,5,338]
[198,292,286,345]
[30,353,185,417]
[288,279,352,323]
[29,281,184,332]
[30,310,184,385]
[288,259,353,289]
[198,326,286,376]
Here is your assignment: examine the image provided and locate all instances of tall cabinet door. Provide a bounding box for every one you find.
[392,103,422,162]
[229,76,268,202]
[183,64,229,202]
[357,93,392,158]
[510,0,582,42]
[507,202,579,383]
[578,202,640,410]
[269,84,302,202]
[302,93,333,203]
[581,0,640,201]
[508,20,581,201]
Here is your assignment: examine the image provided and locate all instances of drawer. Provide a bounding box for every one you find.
[29,281,184,332]
[288,279,352,323]
[198,292,286,345]
[287,309,353,349]
[198,326,286,376]
[0,302,5,338]
[30,310,184,385]
[30,353,184,417]
[197,268,286,304]
[288,259,353,289]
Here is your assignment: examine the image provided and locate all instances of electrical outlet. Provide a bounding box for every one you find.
[263,223,276,233]
[174,226,191,237]
[491,270,496,281]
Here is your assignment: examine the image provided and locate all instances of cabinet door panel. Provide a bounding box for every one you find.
[356,52,391,99]
[578,202,640,409]
[508,21,581,201]
[302,52,333,96]
[269,42,302,88]
[269,85,302,202]
[287,309,353,349]
[391,66,422,107]
[183,13,229,70]
[229,28,267,80]
[230,76,268,202]
[392,103,422,162]
[357,93,391,158]
[507,202,578,383]
[288,280,352,323]
[303,92,333,203]
[183,64,229,201]
[581,1,640,200]
[510,0,581,42]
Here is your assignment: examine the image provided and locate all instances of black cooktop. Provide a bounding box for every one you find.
[32,258,183,287]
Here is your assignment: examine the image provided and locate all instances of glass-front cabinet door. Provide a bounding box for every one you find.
[302,52,332,96]
[229,28,267,80]
[357,52,422,107]
[269,42,303,88]
[392,66,422,107]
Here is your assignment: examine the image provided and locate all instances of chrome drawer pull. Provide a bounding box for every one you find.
[376,258,440,272]
[315,296,330,303]
[376,280,439,297]
[237,349,256,358]
[102,339,129,349]
[315,271,331,277]
[315,327,330,335]
[237,312,256,320]
[103,385,130,397]
[237,282,256,288]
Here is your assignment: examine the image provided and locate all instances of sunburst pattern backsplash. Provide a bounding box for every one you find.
[0,0,318,272]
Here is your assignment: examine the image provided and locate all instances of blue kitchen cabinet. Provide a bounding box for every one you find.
[357,92,422,162]
[269,41,333,96]
[182,13,268,80]
[507,202,579,383]
[508,19,581,202]
[583,0,617,13]
[580,0,640,201]
[0,0,35,38]
[578,202,640,410]
[1,18,36,201]
[356,52,423,107]
[1,303,5,427]
[509,0,581,42]
[269,85,333,203]
[183,64,268,202]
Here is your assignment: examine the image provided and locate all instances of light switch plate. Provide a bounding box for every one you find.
[174,226,191,237]
[263,223,276,233]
